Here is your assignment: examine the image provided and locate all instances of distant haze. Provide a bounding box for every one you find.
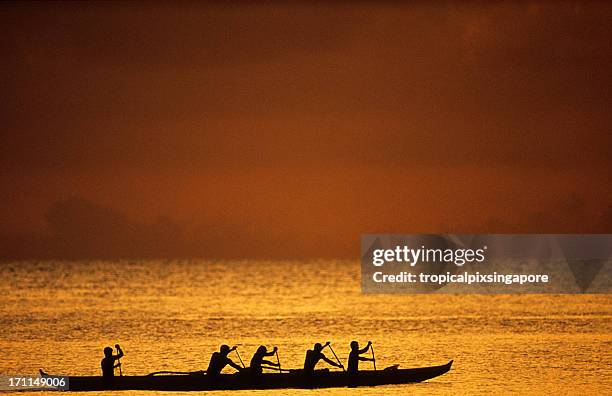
[1,2,611,259]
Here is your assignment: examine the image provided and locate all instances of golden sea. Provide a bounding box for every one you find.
[1,260,610,395]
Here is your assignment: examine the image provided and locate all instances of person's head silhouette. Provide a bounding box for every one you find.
[104,347,113,357]
[257,345,267,354]
[314,343,323,352]
[350,341,359,351]
[220,345,230,355]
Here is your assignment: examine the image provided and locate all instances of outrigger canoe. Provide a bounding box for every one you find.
[46,361,452,391]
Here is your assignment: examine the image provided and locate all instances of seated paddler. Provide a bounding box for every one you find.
[207,345,243,377]
[249,345,279,375]
[303,342,343,374]
[347,340,374,375]
[101,344,123,379]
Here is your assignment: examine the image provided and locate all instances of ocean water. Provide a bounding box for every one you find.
[0,260,610,395]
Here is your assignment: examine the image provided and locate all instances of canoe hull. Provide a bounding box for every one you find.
[63,361,452,391]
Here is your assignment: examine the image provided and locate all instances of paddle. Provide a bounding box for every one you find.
[370,342,376,371]
[275,348,281,373]
[325,342,345,372]
[234,348,246,369]
[115,344,123,376]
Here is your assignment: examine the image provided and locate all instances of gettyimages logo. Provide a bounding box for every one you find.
[371,245,488,267]
[361,234,611,294]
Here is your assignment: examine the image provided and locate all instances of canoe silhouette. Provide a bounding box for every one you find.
[46,360,452,391]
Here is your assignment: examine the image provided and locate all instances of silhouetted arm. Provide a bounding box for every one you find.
[321,354,342,368]
[261,360,278,366]
[358,356,374,362]
[264,347,277,357]
[113,345,124,360]
[357,344,370,355]
[358,342,371,354]
[226,359,243,371]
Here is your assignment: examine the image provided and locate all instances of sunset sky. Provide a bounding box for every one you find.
[1,2,611,259]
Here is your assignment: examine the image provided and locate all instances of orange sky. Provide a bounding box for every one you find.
[1,2,611,259]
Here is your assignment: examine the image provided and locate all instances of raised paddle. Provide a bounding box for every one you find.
[370,342,376,371]
[275,348,281,373]
[115,344,123,376]
[325,342,345,372]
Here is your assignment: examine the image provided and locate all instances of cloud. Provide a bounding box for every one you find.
[1,2,611,173]
[1,197,184,259]
[0,3,611,257]
[0,197,344,259]
[597,206,612,232]
[483,193,611,233]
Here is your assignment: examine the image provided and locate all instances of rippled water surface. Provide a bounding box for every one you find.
[1,260,610,395]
